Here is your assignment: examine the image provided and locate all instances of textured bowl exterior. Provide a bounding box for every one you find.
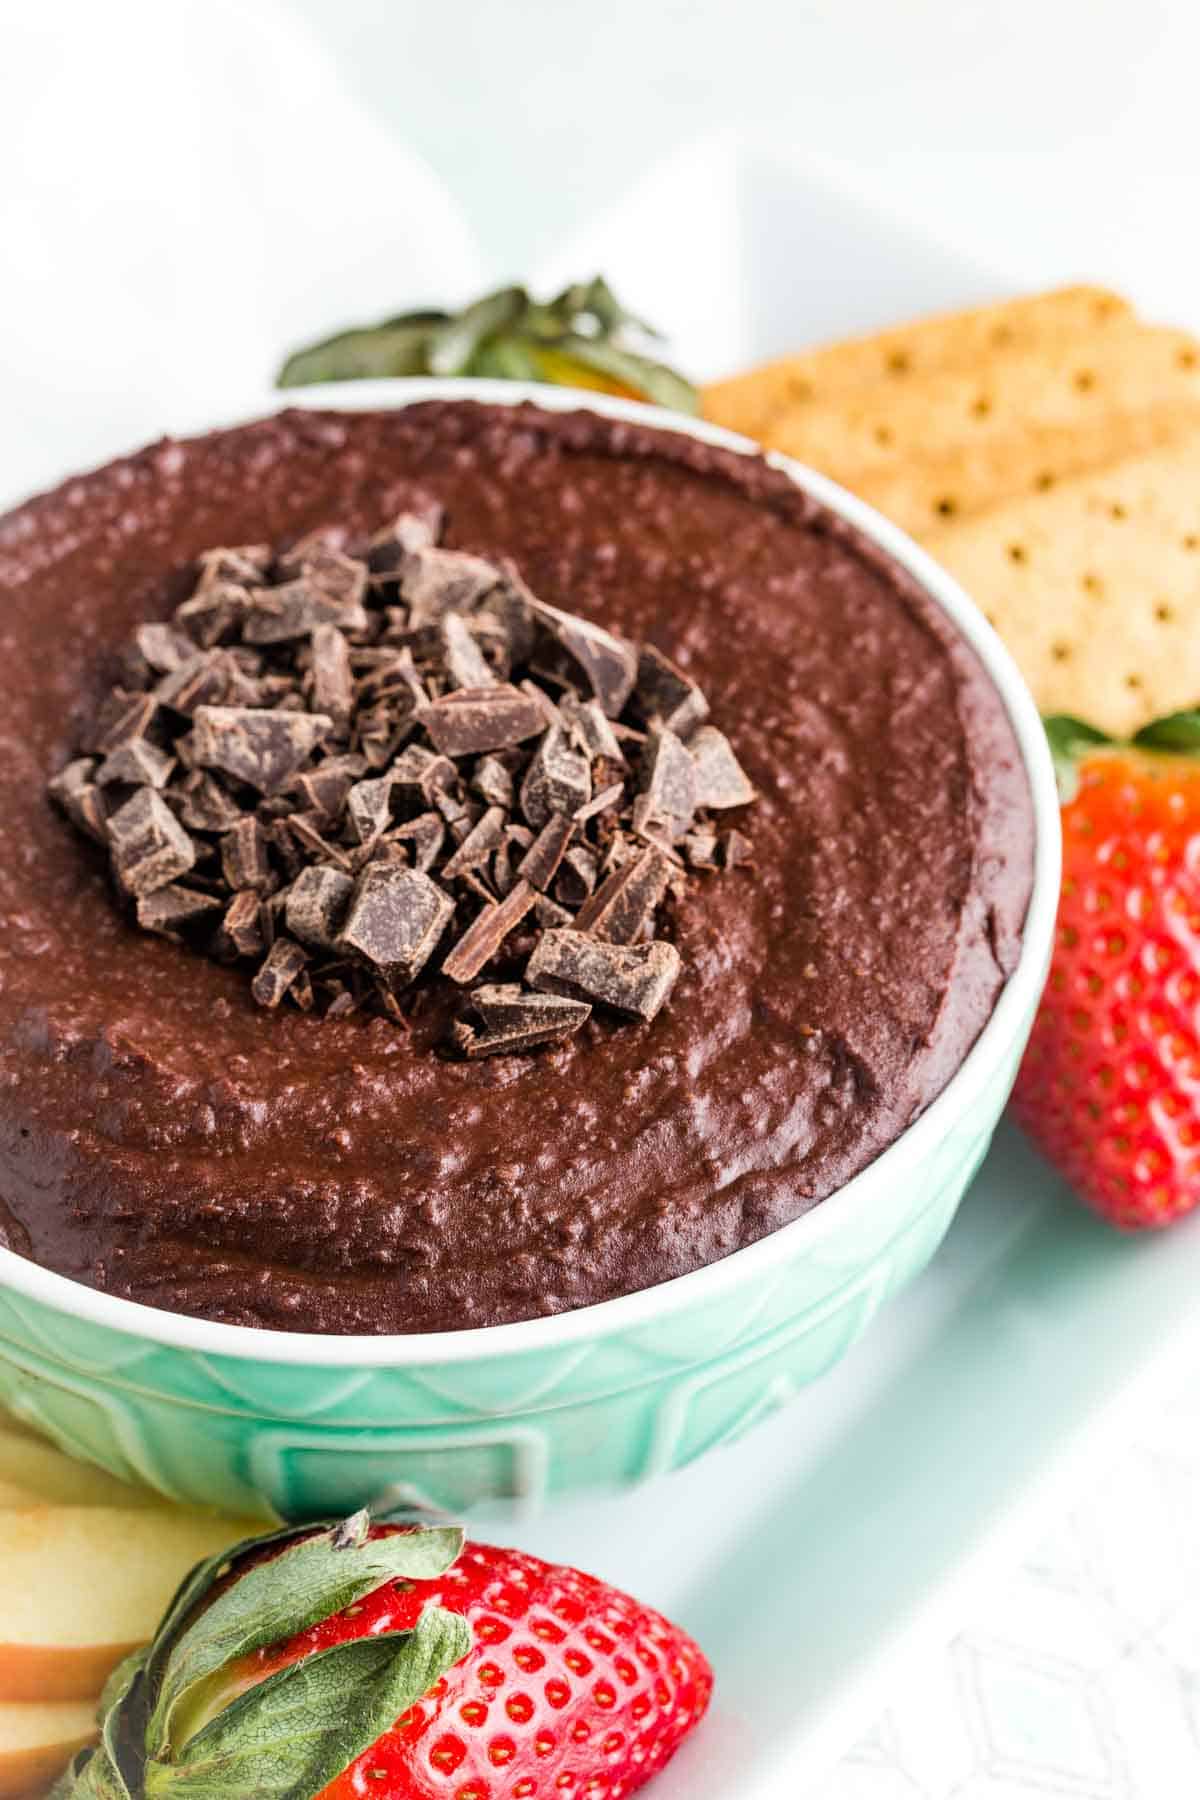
[0,381,1058,1521]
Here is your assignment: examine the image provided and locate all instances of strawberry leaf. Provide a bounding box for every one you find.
[142,1606,470,1800]
[1133,709,1200,750]
[148,1521,463,1755]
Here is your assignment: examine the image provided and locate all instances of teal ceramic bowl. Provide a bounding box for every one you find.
[0,382,1060,1521]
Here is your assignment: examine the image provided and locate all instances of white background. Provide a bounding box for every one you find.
[288,0,1200,325]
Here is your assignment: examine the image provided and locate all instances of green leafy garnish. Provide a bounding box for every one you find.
[55,1514,468,1800]
[277,275,698,414]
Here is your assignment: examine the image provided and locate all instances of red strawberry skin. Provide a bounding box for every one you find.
[231,1532,712,1800]
[1012,746,1200,1228]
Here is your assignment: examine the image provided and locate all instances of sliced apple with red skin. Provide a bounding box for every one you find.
[0,1699,96,1797]
[0,1507,258,1704]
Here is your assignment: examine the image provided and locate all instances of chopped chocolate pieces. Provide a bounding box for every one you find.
[517,814,574,892]
[221,888,266,959]
[472,754,515,810]
[345,775,395,845]
[688,726,756,810]
[173,770,244,833]
[106,788,196,896]
[633,644,709,737]
[574,846,671,944]
[442,880,536,983]
[48,758,106,842]
[220,817,272,892]
[528,929,682,1021]
[136,883,221,939]
[93,691,158,755]
[339,864,453,988]
[454,983,591,1058]
[285,865,354,950]
[440,613,497,689]
[401,547,498,625]
[95,737,175,790]
[310,624,354,729]
[527,598,638,717]
[443,806,506,878]
[520,724,591,827]
[243,577,367,644]
[251,936,309,1008]
[52,500,757,1047]
[419,686,545,757]
[638,728,697,841]
[193,705,332,794]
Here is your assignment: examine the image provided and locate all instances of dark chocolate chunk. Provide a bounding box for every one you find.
[251,936,309,1008]
[155,650,236,716]
[292,763,353,825]
[574,846,671,944]
[534,893,574,930]
[136,883,222,939]
[688,726,756,810]
[221,888,266,959]
[443,806,507,878]
[633,644,710,737]
[441,879,536,983]
[48,759,107,842]
[175,579,249,647]
[440,613,497,689]
[573,781,625,825]
[638,727,697,841]
[516,814,575,892]
[527,929,682,1021]
[339,864,454,988]
[345,776,396,845]
[243,577,368,644]
[95,737,175,792]
[285,865,354,950]
[561,694,627,766]
[94,692,158,755]
[289,545,367,607]
[172,770,244,833]
[721,828,754,870]
[195,544,271,590]
[401,547,498,625]
[419,686,545,757]
[367,504,444,575]
[454,983,591,1058]
[192,706,332,794]
[555,844,599,906]
[106,787,196,896]
[390,743,457,803]
[520,724,591,828]
[136,622,196,674]
[682,830,719,870]
[309,624,354,729]
[471,754,515,810]
[289,812,352,871]
[220,817,272,892]
[528,597,637,717]
[390,812,445,873]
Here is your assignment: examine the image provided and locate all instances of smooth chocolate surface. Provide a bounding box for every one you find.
[0,402,1034,1332]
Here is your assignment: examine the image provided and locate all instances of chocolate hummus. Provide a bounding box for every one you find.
[0,402,1033,1332]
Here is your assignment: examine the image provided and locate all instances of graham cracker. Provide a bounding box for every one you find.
[702,285,1132,441]
[758,321,1200,480]
[924,432,1200,737]
[845,403,1200,538]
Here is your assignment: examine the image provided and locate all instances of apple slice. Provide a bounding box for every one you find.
[0,1506,256,1704]
[0,1698,95,1797]
[0,1427,160,1509]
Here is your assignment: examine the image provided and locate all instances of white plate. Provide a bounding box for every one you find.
[464,148,1200,1795]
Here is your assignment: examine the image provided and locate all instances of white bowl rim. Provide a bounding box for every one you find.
[0,378,1061,1368]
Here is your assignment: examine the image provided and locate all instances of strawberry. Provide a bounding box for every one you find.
[1011,710,1200,1228]
[52,1514,711,1800]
